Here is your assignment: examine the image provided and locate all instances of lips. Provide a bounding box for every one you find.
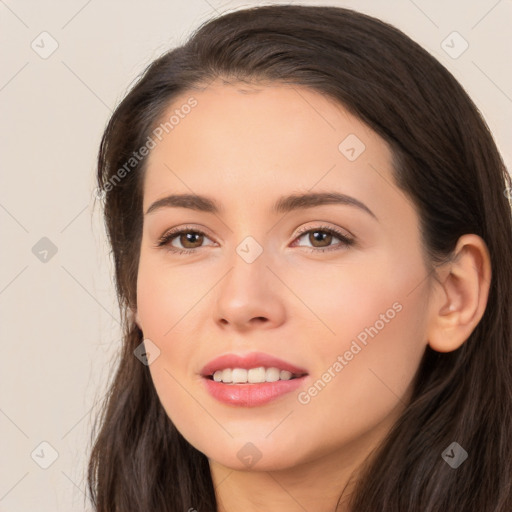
[200,351,309,378]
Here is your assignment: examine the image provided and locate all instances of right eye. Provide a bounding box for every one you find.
[156,226,216,255]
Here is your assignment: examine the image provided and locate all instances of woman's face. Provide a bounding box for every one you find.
[135,80,432,472]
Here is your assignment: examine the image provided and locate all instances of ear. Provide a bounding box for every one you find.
[427,234,492,353]
[129,306,143,331]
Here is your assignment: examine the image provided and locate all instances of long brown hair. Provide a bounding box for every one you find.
[88,5,512,511]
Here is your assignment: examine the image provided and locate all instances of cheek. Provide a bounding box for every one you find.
[136,259,196,392]
[284,252,412,359]
[136,263,208,449]
[295,257,429,440]
[136,253,206,337]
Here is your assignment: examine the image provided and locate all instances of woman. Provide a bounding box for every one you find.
[88,5,512,511]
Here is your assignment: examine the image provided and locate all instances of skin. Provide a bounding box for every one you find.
[134,80,491,512]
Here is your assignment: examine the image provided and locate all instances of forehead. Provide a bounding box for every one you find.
[142,81,399,220]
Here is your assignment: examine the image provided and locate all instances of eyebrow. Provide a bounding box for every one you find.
[145,191,377,219]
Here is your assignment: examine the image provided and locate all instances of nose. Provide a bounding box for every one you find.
[214,244,286,332]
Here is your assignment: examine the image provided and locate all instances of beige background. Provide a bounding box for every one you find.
[0,0,510,510]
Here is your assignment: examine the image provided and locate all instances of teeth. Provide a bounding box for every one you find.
[212,367,296,384]
[232,368,248,383]
[248,367,266,383]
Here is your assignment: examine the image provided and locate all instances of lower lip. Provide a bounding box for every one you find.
[202,376,308,407]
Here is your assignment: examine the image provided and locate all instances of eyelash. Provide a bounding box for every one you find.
[156,224,355,255]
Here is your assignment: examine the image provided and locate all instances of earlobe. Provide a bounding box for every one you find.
[427,234,491,353]
[130,306,143,331]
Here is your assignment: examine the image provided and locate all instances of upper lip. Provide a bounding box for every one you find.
[200,351,309,377]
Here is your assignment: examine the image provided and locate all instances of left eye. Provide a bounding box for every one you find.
[156,225,354,254]
[292,226,354,252]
